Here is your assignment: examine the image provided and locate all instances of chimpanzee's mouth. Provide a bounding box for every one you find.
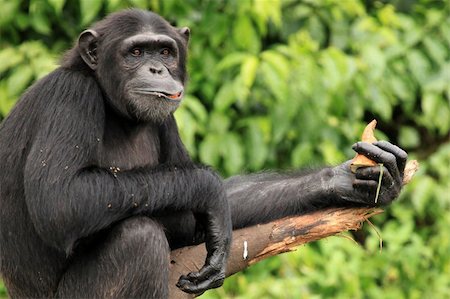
[134,89,183,101]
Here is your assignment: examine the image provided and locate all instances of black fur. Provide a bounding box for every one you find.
[0,9,230,298]
[0,9,407,298]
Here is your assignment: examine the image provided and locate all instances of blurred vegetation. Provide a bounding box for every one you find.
[0,0,449,298]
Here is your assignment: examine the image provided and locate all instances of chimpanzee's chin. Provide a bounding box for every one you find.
[127,96,180,123]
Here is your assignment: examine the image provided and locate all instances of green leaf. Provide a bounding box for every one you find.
[261,50,290,81]
[406,49,431,85]
[0,48,24,74]
[253,0,281,31]
[7,65,33,97]
[241,55,259,88]
[377,4,399,26]
[216,52,251,71]
[368,85,392,120]
[245,120,268,170]
[291,143,313,167]
[199,135,221,167]
[399,126,420,148]
[423,37,447,66]
[15,14,30,30]
[182,95,208,124]
[429,143,450,179]
[106,0,124,12]
[424,63,450,93]
[260,62,287,102]
[48,0,66,15]
[421,92,440,121]
[439,20,450,48]
[318,140,346,166]
[80,0,103,26]
[320,47,352,90]
[0,82,16,116]
[0,0,19,27]
[232,16,261,54]
[418,92,450,134]
[214,82,236,112]
[411,176,435,216]
[388,74,411,99]
[361,46,386,80]
[434,102,450,135]
[208,112,230,134]
[174,108,197,155]
[30,13,51,35]
[223,133,244,174]
[272,105,291,143]
[31,55,57,79]
[130,0,148,9]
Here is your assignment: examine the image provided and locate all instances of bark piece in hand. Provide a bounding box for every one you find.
[350,120,378,173]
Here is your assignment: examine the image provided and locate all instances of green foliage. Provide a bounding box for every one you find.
[0,0,449,298]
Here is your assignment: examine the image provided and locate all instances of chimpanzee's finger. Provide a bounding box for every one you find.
[177,269,225,294]
[353,179,378,192]
[374,141,407,176]
[352,142,401,185]
[356,165,395,186]
[355,166,380,181]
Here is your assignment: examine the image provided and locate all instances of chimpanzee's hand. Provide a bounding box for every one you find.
[176,171,232,294]
[329,141,408,206]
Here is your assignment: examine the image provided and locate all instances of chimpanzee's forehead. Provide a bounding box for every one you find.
[121,32,178,51]
[140,24,177,37]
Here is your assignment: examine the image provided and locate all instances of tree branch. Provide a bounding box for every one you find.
[168,160,418,299]
[168,207,381,298]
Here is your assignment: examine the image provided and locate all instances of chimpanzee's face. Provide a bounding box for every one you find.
[78,11,190,123]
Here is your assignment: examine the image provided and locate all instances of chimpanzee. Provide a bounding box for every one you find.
[0,9,407,299]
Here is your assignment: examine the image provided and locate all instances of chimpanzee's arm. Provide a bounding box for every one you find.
[23,70,231,261]
[226,141,407,229]
[163,141,407,249]
[225,168,337,229]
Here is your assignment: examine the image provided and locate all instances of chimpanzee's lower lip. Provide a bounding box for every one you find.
[134,90,183,101]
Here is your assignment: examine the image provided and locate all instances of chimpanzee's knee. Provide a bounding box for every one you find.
[56,216,170,299]
[114,216,170,258]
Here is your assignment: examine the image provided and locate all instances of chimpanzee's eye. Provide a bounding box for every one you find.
[130,48,143,57]
[160,48,171,57]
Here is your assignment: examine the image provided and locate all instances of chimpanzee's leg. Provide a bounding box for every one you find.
[55,216,170,299]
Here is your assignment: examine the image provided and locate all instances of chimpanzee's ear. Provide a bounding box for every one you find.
[178,27,190,42]
[78,30,99,70]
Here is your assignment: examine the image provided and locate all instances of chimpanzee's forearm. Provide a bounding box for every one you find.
[224,168,343,229]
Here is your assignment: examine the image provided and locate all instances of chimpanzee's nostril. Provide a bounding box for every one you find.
[150,67,163,75]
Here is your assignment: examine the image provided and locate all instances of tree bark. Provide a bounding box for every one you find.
[168,207,381,299]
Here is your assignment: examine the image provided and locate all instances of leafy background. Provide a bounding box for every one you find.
[0,0,449,298]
